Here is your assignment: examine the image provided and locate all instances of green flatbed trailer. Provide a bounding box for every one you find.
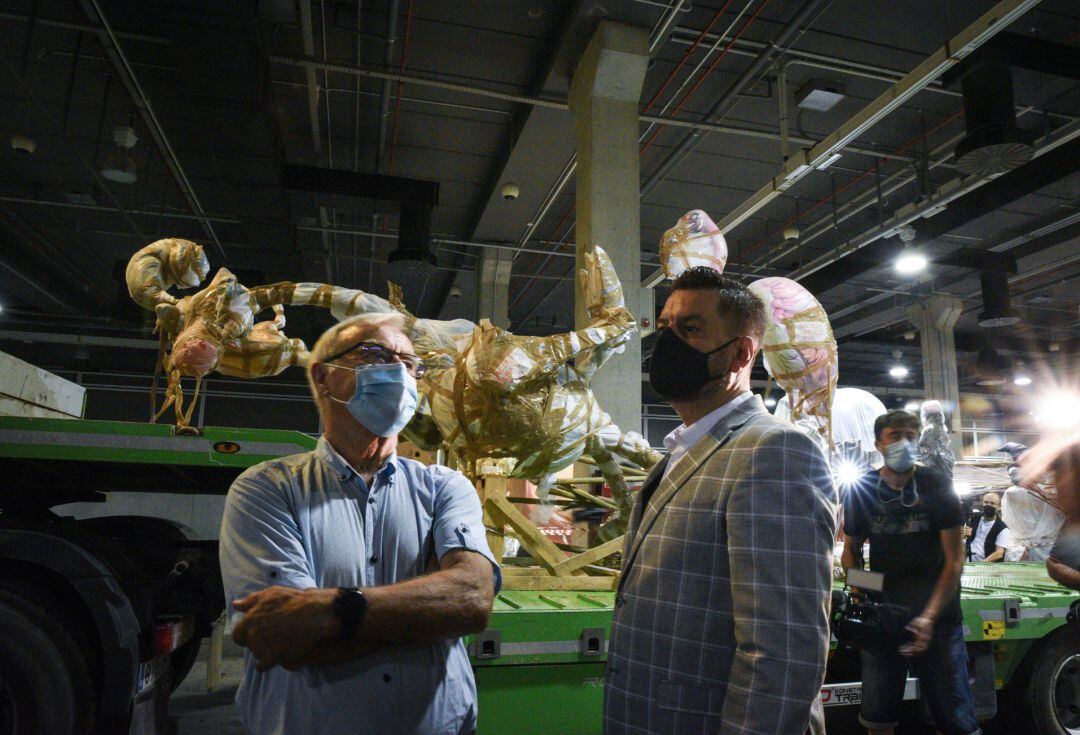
[3,417,1080,734]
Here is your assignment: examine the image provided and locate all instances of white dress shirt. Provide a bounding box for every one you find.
[662,391,756,480]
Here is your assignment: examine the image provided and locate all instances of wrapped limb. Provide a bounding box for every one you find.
[126,238,210,310]
[574,247,634,380]
[749,277,838,446]
[248,281,475,356]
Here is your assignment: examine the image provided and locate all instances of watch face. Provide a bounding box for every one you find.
[336,587,367,622]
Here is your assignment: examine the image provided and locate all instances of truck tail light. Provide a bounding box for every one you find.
[152,617,194,655]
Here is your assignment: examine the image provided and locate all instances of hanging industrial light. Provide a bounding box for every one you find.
[101,125,139,184]
[889,350,908,379]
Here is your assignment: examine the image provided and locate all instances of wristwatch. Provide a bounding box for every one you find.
[331,587,368,640]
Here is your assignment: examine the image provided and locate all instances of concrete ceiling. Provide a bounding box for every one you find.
[0,0,1078,414]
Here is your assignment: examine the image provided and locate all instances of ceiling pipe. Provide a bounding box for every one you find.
[790,120,1080,282]
[77,0,227,261]
[639,0,834,199]
[271,55,925,163]
[668,26,1077,123]
[0,196,242,224]
[298,0,323,160]
[375,0,401,174]
[712,0,1043,239]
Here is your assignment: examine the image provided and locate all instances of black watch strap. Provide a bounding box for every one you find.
[332,587,368,640]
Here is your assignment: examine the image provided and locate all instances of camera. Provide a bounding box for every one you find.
[831,589,911,650]
[831,569,911,650]
[501,182,520,200]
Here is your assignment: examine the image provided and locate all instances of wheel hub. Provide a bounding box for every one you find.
[1053,653,1080,733]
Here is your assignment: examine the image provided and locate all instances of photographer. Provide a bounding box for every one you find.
[841,410,977,735]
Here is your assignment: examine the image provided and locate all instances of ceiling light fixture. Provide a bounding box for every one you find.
[764,396,777,408]
[1013,374,1032,386]
[895,249,928,275]
[101,125,138,184]
[904,401,921,411]
[889,349,908,379]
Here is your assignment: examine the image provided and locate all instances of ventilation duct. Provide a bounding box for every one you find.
[387,201,436,285]
[977,269,1020,327]
[954,62,1034,177]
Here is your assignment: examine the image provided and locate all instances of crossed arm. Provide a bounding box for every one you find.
[231,549,494,671]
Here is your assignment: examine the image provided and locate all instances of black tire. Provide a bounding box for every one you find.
[0,590,95,735]
[1012,626,1080,734]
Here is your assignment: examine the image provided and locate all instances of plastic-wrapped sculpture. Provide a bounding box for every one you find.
[777,387,886,470]
[750,277,838,441]
[397,246,660,540]
[917,400,955,479]
[659,209,728,279]
[126,239,659,537]
[127,240,309,424]
[660,210,839,445]
[999,442,1065,561]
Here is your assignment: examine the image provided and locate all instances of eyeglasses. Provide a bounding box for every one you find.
[324,340,426,378]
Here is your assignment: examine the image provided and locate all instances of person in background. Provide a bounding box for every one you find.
[964,492,1008,562]
[1020,430,1080,589]
[219,313,500,735]
[605,267,837,735]
[842,409,977,735]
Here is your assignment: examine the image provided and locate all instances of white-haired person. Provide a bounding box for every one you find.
[220,313,500,735]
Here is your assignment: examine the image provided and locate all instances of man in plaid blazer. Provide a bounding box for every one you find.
[605,267,838,734]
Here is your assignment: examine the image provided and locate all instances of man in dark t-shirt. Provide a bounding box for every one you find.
[842,409,977,735]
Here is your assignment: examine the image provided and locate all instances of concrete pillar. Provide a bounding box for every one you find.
[476,248,513,328]
[907,295,963,434]
[568,20,649,435]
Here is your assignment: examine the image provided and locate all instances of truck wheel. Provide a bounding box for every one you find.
[0,591,95,735]
[1017,627,1080,734]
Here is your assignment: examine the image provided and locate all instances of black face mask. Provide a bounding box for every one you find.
[982,506,997,519]
[648,328,737,401]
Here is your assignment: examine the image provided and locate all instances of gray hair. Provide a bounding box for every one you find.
[305,312,408,405]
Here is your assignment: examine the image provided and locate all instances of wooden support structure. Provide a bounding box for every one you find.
[476,466,622,591]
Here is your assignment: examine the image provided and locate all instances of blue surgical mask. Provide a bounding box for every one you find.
[325,362,418,437]
[882,439,917,473]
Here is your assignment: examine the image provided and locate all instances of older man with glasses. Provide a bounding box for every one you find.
[220,313,500,735]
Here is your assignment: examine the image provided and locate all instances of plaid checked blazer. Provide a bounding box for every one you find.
[604,395,838,735]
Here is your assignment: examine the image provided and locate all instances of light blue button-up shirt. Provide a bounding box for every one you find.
[220,436,501,735]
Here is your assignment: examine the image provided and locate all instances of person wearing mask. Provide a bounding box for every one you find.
[842,410,977,735]
[605,267,837,735]
[219,313,501,735]
[963,492,1009,562]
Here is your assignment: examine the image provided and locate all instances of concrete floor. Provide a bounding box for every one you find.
[170,655,246,735]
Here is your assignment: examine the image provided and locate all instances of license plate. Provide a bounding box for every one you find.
[820,677,919,707]
[135,655,169,696]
